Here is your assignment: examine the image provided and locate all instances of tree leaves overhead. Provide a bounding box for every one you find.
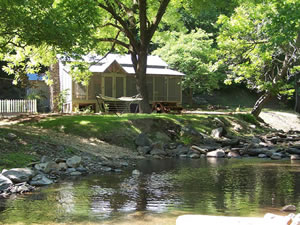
[217,0,300,95]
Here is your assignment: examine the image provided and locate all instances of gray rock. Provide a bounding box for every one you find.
[2,168,35,183]
[132,169,141,175]
[66,156,82,168]
[101,167,112,172]
[175,146,190,156]
[207,149,225,158]
[0,174,13,192]
[76,166,88,173]
[247,148,264,156]
[9,182,34,194]
[154,132,171,143]
[258,154,267,158]
[151,148,167,156]
[227,151,241,158]
[213,118,225,127]
[55,158,66,163]
[179,154,188,158]
[189,153,200,159]
[191,145,207,154]
[282,205,297,212]
[291,155,300,160]
[287,148,300,155]
[35,161,60,174]
[7,133,17,141]
[181,126,203,138]
[58,162,68,171]
[137,146,152,155]
[41,156,52,163]
[30,174,53,186]
[70,171,82,176]
[135,133,152,147]
[211,127,224,139]
[271,153,282,160]
[120,162,129,167]
[66,168,76,173]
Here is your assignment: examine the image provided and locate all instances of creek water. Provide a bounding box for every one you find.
[1,158,300,225]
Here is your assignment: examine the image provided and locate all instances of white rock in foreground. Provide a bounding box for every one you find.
[176,215,292,225]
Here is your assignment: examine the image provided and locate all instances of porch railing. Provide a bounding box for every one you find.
[0,99,37,113]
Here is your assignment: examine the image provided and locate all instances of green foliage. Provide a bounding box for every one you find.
[217,0,300,97]
[0,152,37,170]
[154,29,225,93]
[236,113,258,125]
[55,89,70,113]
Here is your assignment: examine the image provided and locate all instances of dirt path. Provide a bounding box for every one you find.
[260,111,300,132]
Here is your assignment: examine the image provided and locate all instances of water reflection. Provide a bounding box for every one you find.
[1,159,300,224]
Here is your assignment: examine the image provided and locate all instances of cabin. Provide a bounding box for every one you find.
[59,54,185,113]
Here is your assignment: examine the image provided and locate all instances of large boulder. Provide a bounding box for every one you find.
[211,127,224,139]
[227,151,241,158]
[0,174,13,192]
[35,161,60,174]
[175,145,190,156]
[291,155,300,160]
[2,168,35,183]
[66,156,82,168]
[246,148,264,156]
[137,146,152,155]
[30,174,53,186]
[271,153,282,160]
[151,144,167,156]
[135,133,152,147]
[154,132,171,143]
[207,149,225,158]
[282,205,297,212]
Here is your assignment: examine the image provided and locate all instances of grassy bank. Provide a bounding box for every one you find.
[30,113,265,147]
[0,113,267,170]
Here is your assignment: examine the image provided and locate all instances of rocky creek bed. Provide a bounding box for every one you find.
[1,125,300,198]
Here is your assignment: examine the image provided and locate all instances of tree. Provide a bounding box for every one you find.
[154,29,224,94]
[217,0,300,117]
[87,0,176,113]
[0,0,100,111]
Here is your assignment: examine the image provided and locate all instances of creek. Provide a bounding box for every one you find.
[1,158,300,225]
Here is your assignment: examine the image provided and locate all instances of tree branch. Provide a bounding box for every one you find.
[98,1,139,51]
[95,37,129,49]
[147,0,170,43]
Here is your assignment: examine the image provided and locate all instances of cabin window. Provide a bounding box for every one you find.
[74,82,87,99]
[116,77,125,98]
[104,77,113,97]
[88,74,101,99]
[154,77,167,101]
[168,77,181,101]
[146,77,153,101]
[126,76,137,97]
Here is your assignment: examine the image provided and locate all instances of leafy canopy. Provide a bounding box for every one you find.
[217,0,300,97]
[154,29,224,93]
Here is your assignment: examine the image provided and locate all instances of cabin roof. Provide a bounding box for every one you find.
[61,54,185,76]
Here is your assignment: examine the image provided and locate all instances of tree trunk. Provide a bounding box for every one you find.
[49,62,60,113]
[132,52,152,113]
[251,92,272,118]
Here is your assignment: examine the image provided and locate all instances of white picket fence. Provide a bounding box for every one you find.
[0,99,37,113]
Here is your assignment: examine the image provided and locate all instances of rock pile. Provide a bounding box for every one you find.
[0,154,133,198]
[135,129,300,160]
